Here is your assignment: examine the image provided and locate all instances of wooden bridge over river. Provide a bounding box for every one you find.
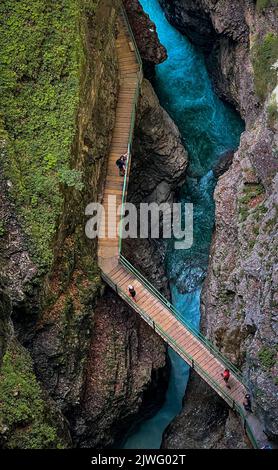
[97,5,271,450]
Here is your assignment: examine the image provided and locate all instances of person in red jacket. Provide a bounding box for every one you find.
[221,368,231,389]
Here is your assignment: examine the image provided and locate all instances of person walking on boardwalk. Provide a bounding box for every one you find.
[116,156,125,176]
[116,152,128,177]
[221,368,231,389]
[128,285,137,302]
[243,394,253,413]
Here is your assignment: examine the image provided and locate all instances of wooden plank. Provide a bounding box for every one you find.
[110,268,126,283]
[112,269,131,285]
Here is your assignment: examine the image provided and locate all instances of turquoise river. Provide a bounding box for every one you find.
[123,0,244,449]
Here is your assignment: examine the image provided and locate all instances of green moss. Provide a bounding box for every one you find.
[274,377,278,386]
[267,100,278,127]
[256,0,278,11]
[265,209,277,232]
[240,183,265,204]
[248,238,256,250]
[0,221,5,237]
[253,225,260,236]
[238,183,266,222]
[239,205,249,222]
[0,341,64,448]
[258,346,277,369]
[252,33,278,101]
[0,0,98,272]
[253,204,268,221]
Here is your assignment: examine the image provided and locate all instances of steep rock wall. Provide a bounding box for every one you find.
[73,290,169,448]
[30,0,120,418]
[26,0,172,448]
[159,0,278,120]
[159,0,278,446]
[123,0,167,78]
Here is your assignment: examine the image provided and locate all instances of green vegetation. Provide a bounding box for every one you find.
[0,0,98,271]
[0,221,5,237]
[239,183,266,222]
[239,205,249,222]
[240,183,265,205]
[252,33,278,101]
[267,100,278,127]
[256,0,278,11]
[0,342,64,448]
[258,346,277,369]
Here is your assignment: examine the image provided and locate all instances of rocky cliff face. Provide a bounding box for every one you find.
[162,373,250,449]
[123,0,167,78]
[72,289,169,448]
[29,0,119,421]
[160,0,278,446]
[1,0,120,448]
[0,153,70,448]
[0,0,183,449]
[129,79,188,206]
[159,0,278,119]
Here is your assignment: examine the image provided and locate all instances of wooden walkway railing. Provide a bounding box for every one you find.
[97,5,270,450]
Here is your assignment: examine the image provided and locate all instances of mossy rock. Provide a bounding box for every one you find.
[258,346,277,370]
[252,32,278,101]
[256,0,278,11]
[0,340,71,448]
[0,0,99,271]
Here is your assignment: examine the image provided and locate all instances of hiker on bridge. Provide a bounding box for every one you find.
[116,152,128,176]
[221,368,231,389]
[128,285,137,302]
[243,394,253,413]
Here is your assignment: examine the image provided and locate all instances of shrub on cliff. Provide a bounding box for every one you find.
[252,32,278,101]
[256,0,278,11]
[0,341,69,448]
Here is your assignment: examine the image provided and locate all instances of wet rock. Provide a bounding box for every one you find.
[213,150,234,178]
[159,0,218,52]
[0,170,37,306]
[71,289,170,448]
[123,0,167,78]
[159,0,277,119]
[162,372,249,449]
[128,79,188,205]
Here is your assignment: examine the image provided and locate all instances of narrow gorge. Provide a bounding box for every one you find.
[0,0,277,452]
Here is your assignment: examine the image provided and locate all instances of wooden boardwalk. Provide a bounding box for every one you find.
[97,10,270,449]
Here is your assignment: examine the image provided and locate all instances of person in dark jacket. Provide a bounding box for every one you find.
[128,285,137,302]
[116,152,128,176]
[243,394,253,413]
[116,156,125,176]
